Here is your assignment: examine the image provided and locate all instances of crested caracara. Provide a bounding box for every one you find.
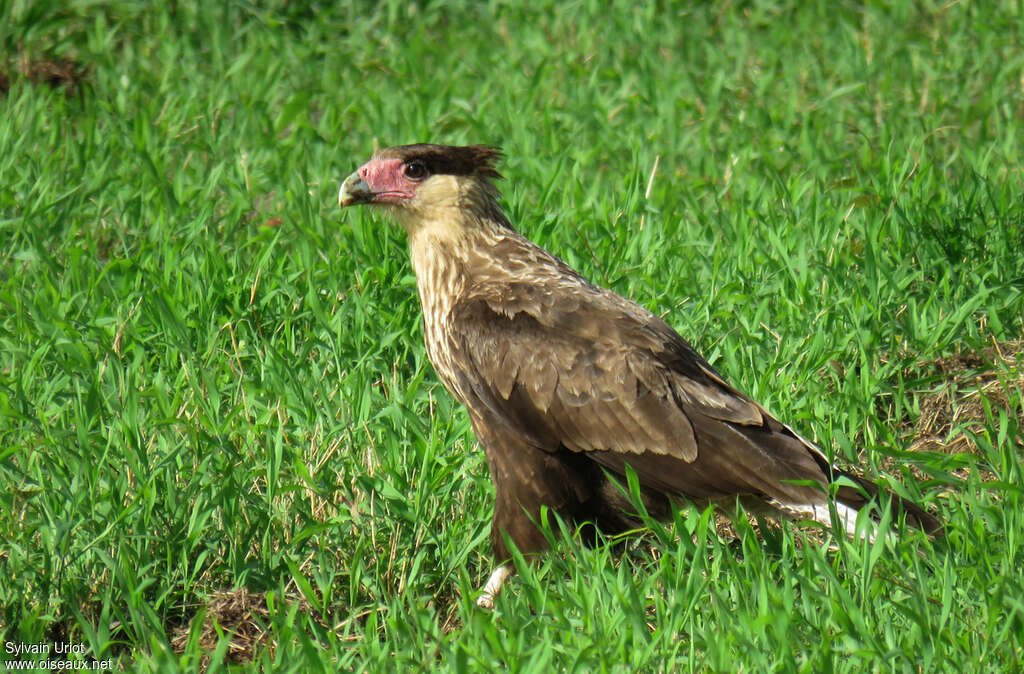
[337,144,942,608]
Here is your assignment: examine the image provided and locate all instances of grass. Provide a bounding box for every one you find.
[1,0,1022,670]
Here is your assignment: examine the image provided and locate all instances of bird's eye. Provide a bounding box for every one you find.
[404,161,428,180]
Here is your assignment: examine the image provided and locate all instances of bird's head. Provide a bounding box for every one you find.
[338,144,507,233]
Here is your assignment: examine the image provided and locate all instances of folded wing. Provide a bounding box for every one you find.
[451,285,834,505]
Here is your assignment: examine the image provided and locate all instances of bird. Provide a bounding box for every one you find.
[337,143,942,608]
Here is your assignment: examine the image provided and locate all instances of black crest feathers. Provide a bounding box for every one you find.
[378,144,504,181]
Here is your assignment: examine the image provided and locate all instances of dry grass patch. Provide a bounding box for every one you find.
[903,338,1023,479]
[170,588,316,666]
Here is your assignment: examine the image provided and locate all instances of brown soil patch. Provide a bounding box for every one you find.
[170,588,316,666]
[21,57,85,91]
[1,54,89,97]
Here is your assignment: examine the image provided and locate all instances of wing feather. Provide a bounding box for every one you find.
[453,291,753,464]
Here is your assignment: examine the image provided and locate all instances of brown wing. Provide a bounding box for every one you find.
[450,285,832,504]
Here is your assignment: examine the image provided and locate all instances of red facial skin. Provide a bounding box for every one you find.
[358,158,419,204]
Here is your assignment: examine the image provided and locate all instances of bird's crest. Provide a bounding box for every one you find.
[376,144,504,182]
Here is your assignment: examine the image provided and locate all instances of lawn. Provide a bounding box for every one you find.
[1,0,1023,671]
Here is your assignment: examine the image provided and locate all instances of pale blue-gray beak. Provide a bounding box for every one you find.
[338,172,374,207]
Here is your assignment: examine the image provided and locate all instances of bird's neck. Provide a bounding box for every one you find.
[402,192,511,313]
[408,222,470,320]
[403,210,506,397]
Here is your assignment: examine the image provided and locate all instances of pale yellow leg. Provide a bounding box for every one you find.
[476,564,514,609]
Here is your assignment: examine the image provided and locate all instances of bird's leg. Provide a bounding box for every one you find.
[476,564,514,609]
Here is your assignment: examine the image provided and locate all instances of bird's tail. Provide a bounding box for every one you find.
[776,468,943,539]
[830,468,944,536]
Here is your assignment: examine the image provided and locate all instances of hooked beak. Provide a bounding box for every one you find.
[338,171,374,207]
